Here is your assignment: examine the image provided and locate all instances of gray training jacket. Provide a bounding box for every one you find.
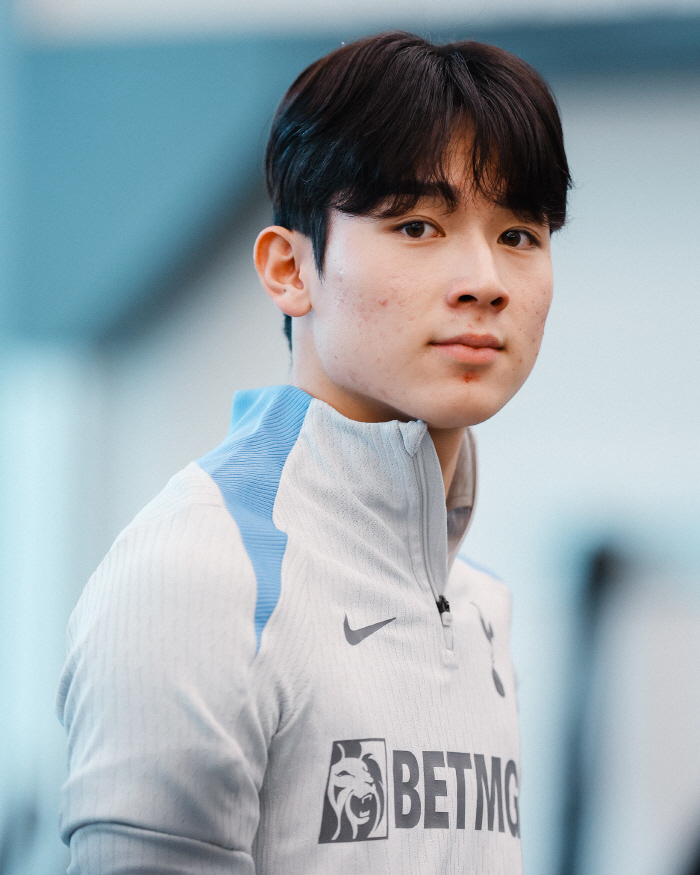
[57,384,523,874]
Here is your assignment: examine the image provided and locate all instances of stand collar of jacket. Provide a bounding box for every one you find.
[226,385,476,572]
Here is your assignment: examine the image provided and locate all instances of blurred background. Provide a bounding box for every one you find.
[1,0,700,872]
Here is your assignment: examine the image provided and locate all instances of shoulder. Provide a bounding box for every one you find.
[67,462,257,653]
[107,461,248,569]
[117,461,227,538]
[57,466,265,857]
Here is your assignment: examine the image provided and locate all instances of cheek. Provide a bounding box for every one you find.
[335,276,409,337]
[315,281,394,367]
[537,288,553,334]
[509,290,552,371]
[532,302,550,342]
[523,284,553,345]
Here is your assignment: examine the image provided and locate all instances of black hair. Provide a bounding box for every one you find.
[265,31,572,348]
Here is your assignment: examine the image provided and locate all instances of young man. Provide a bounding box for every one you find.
[57,32,570,874]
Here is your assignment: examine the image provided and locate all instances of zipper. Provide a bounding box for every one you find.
[414,449,453,648]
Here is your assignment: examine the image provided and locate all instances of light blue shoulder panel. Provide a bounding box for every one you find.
[458,554,503,582]
[198,385,312,648]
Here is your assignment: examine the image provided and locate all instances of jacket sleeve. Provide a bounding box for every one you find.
[56,494,267,874]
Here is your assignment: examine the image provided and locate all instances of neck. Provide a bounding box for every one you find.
[292,347,407,425]
[291,331,465,498]
[428,426,466,497]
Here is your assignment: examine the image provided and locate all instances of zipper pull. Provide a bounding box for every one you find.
[437,596,452,626]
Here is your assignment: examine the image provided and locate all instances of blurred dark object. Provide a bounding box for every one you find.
[557,544,626,875]
[0,797,38,875]
[685,834,700,875]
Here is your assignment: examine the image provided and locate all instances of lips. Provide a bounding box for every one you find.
[431,333,503,364]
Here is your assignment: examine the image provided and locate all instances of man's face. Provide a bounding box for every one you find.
[295,181,553,430]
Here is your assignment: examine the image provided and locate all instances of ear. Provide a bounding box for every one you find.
[254,226,313,317]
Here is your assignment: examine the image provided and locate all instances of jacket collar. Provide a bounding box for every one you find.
[445,430,477,567]
[290,391,477,575]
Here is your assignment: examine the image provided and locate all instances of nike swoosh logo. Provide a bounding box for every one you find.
[344,614,396,645]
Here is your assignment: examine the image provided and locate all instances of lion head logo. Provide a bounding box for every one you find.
[318,738,388,843]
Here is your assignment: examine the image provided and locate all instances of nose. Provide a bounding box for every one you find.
[445,240,509,313]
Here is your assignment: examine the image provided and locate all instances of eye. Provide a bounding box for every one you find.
[397,220,438,239]
[499,228,538,249]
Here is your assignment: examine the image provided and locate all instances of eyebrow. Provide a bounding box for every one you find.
[369,180,462,219]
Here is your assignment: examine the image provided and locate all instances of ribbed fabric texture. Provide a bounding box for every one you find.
[58,388,522,875]
[57,464,265,873]
[198,385,312,647]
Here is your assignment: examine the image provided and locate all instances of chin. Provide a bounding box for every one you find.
[415,388,513,430]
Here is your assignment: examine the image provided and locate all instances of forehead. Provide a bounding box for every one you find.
[436,134,509,207]
[366,131,515,219]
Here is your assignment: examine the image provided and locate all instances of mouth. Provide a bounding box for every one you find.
[430,333,503,365]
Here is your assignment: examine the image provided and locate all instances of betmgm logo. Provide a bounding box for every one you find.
[319,738,388,843]
[319,738,520,844]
